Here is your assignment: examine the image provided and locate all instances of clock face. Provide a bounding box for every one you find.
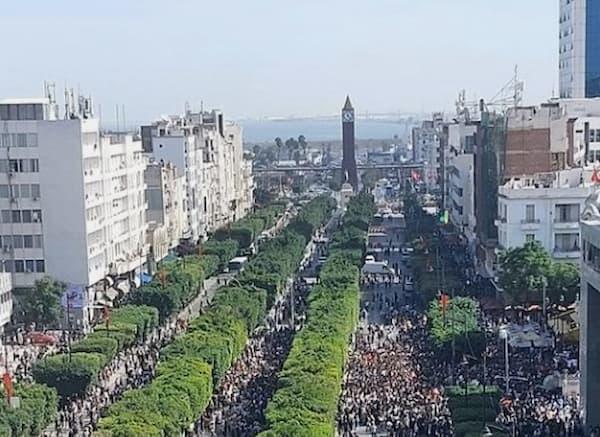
[343,111,354,122]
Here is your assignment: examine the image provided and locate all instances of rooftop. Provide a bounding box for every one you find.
[0,97,50,105]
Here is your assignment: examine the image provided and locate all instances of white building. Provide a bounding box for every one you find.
[145,160,184,264]
[142,109,253,241]
[559,0,600,99]
[0,92,147,325]
[0,271,12,331]
[496,168,596,261]
[411,113,444,190]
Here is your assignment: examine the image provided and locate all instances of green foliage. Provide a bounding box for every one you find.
[0,383,58,437]
[261,194,373,436]
[446,385,502,437]
[32,352,105,398]
[16,276,65,328]
[427,296,480,345]
[498,241,579,304]
[32,305,158,398]
[202,239,239,270]
[213,204,286,248]
[100,196,334,435]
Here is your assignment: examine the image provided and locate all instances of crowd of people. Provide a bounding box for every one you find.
[193,227,330,437]
[45,318,185,436]
[338,310,454,437]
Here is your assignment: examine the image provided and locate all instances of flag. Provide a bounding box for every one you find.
[411,170,421,182]
[2,372,13,400]
[440,293,450,320]
[592,168,600,184]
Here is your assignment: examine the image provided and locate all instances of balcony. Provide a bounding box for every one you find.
[553,218,580,230]
[520,218,541,230]
[553,246,581,260]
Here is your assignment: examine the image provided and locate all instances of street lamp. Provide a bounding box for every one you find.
[499,327,510,393]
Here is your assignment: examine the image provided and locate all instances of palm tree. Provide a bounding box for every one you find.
[274,137,283,162]
[298,135,307,159]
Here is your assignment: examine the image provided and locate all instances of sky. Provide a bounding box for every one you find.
[0,0,558,123]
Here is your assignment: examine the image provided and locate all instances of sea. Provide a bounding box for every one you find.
[239,118,413,144]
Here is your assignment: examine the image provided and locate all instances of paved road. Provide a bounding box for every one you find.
[45,209,297,437]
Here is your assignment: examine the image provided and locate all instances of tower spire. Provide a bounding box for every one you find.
[343,95,353,110]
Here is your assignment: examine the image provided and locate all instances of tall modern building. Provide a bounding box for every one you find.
[341,96,358,190]
[0,90,148,327]
[559,0,600,98]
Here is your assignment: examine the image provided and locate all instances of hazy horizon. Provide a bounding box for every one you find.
[0,0,558,123]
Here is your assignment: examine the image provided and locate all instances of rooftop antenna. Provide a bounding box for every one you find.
[122,104,126,133]
[116,104,120,137]
[64,87,70,120]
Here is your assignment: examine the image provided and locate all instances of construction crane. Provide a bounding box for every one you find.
[455,65,524,121]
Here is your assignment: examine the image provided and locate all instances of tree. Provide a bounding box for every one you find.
[20,277,65,328]
[284,137,298,160]
[298,135,307,159]
[498,242,553,303]
[292,149,302,166]
[274,137,283,162]
[547,262,580,305]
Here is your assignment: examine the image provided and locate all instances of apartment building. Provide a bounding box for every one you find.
[411,113,444,190]
[0,93,147,326]
[145,160,184,265]
[142,109,253,241]
[496,168,595,261]
[559,0,600,99]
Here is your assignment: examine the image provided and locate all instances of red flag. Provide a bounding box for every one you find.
[592,168,600,184]
[411,170,421,182]
[3,372,13,400]
[440,293,450,319]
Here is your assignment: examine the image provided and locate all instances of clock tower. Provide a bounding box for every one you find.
[341,95,358,190]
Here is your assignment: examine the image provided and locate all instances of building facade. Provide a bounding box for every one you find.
[559,0,600,98]
[145,160,184,265]
[497,168,594,262]
[142,109,253,241]
[0,94,147,326]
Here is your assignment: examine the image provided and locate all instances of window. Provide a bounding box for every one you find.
[555,204,580,223]
[0,186,8,199]
[33,235,43,248]
[27,133,37,147]
[11,211,21,223]
[31,184,40,198]
[25,260,34,273]
[35,260,45,273]
[32,210,42,223]
[19,184,30,198]
[526,234,535,243]
[21,210,31,223]
[23,235,33,248]
[0,161,7,173]
[9,160,20,173]
[525,204,536,222]
[9,185,18,199]
[1,211,10,223]
[14,260,24,273]
[0,134,10,147]
[555,233,580,252]
[30,159,39,172]
[11,236,23,249]
[16,134,26,147]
